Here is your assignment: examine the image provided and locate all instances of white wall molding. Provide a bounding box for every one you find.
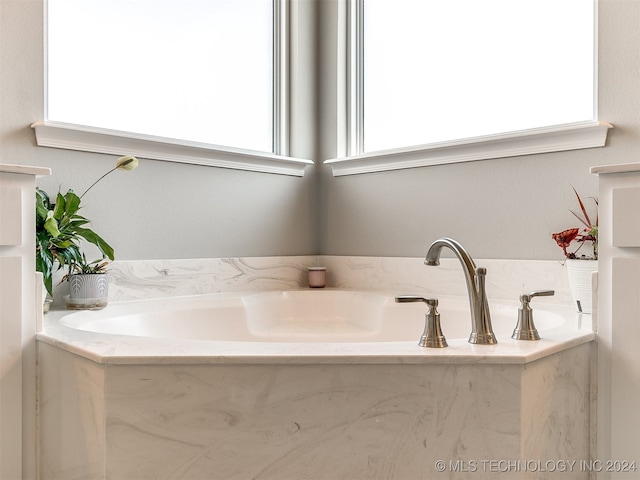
[325,121,613,176]
[31,121,313,177]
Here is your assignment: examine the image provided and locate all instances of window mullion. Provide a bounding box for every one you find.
[274,0,289,157]
[347,0,364,157]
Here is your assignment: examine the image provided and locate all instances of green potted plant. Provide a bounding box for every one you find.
[35,155,138,310]
[64,255,113,310]
[551,187,598,314]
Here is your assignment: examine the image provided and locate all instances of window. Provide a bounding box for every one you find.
[326,0,608,175]
[38,1,609,177]
[38,0,311,175]
[47,0,275,152]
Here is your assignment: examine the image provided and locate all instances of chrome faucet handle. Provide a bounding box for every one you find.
[511,290,555,341]
[520,290,555,303]
[395,296,447,348]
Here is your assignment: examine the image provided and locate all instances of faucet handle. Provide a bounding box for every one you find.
[512,290,555,341]
[395,296,447,348]
[519,290,555,304]
[395,296,438,307]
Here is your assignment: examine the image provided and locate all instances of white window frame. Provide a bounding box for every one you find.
[325,0,611,177]
[34,0,312,177]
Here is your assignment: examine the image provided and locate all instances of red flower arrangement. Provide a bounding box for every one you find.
[551,188,598,260]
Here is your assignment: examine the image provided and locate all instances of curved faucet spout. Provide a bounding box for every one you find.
[425,237,476,272]
[425,237,497,345]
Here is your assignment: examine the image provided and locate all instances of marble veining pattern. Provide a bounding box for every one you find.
[49,255,575,307]
[323,256,574,305]
[38,343,592,479]
[51,256,319,306]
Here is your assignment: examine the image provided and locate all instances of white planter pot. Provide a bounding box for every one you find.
[36,271,51,313]
[67,273,109,310]
[566,259,597,314]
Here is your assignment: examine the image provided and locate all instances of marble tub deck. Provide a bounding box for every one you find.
[37,256,597,479]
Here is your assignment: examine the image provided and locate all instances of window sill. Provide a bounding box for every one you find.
[31,121,313,177]
[324,121,613,176]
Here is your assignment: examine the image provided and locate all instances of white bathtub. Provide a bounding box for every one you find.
[59,288,571,341]
[42,289,592,364]
[38,289,595,479]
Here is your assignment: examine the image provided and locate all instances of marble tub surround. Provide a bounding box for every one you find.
[38,342,592,480]
[37,255,595,479]
[48,255,576,306]
[49,255,319,306]
[323,255,575,306]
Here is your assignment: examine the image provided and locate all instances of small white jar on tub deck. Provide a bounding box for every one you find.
[307,267,327,288]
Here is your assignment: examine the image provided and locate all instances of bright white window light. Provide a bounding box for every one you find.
[47,0,274,153]
[362,0,595,153]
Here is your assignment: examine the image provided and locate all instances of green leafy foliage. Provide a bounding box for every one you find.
[36,188,114,296]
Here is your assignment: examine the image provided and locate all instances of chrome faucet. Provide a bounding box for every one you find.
[425,237,497,345]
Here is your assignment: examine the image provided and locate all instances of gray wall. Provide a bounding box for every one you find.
[2,0,638,262]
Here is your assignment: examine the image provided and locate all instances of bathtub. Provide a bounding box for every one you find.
[38,289,595,479]
[44,289,591,362]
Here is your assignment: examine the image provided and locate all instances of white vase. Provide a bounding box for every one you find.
[67,273,109,310]
[36,271,52,314]
[566,259,598,314]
